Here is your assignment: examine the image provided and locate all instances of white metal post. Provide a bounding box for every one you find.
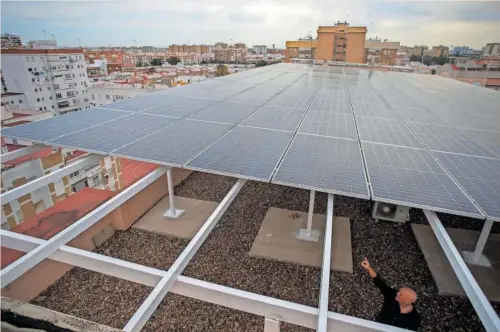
[1,167,168,287]
[124,179,247,332]
[317,194,334,332]
[1,228,414,332]
[296,190,319,242]
[264,318,280,332]
[462,219,494,267]
[163,168,184,219]
[424,210,500,332]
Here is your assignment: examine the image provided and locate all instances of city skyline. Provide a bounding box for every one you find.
[2,0,499,49]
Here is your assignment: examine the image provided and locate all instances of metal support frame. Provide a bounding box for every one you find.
[0,144,47,163]
[296,190,320,242]
[1,228,408,332]
[317,194,334,332]
[124,179,247,332]
[163,168,184,218]
[462,219,494,267]
[424,210,500,332]
[264,318,280,332]
[0,167,168,287]
[1,155,100,204]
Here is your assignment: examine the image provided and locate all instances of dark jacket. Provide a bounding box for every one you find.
[373,275,421,331]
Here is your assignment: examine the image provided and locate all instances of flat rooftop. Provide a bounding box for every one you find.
[1,63,499,332]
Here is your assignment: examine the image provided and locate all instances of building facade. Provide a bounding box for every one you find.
[285,40,317,62]
[365,38,400,65]
[315,22,367,63]
[1,33,22,48]
[482,43,500,57]
[431,46,449,57]
[1,93,29,111]
[214,43,247,62]
[27,40,58,49]
[253,45,268,55]
[1,49,91,115]
[409,46,428,57]
[451,46,469,56]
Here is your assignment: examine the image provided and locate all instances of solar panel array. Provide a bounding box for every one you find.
[3,63,499,220]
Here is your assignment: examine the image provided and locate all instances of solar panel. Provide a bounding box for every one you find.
[273,134,369,198]
[392,106,446,124]
[227,85,283,104]
[1,108,128,143]
[351,102,396,118]
[112,120,233,167]
[266,91,316,109]
[140,97,217,118]
[188,101,260,124]
[240,106,306,131]
[433,153,500,184]
[356,116,409,132]
[186,126,294,181]
[358,126,423,148]
[367,163,482,217]
[101,94,173,111]
[362,143,443,173]
[309,97,352,114]
[349,93,383,104]
[298,111,357,139]
[50,114,178,154]
[452,177,500,220]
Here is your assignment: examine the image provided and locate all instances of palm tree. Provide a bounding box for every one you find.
[215,64,229,77]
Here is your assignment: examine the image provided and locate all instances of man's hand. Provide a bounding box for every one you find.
[361,257,377,278]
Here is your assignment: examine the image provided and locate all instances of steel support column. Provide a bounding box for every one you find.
[462,219,494,267]
[163,168,184,218]
[296,190,319,242]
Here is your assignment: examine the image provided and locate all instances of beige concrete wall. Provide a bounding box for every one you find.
[315,32,334,61]
[1,168,192,301]
[346,32,367,63]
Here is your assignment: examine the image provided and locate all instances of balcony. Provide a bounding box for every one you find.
[57,101,70,108]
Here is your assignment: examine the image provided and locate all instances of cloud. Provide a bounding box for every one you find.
[1,0,499,48]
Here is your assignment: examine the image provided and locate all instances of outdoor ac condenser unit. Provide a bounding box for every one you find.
[372,201,410,223]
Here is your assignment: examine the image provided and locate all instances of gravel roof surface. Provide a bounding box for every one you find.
[31,172,499,332]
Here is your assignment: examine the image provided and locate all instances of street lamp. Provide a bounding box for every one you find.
[51,34,56,43]
[76,38,81,48]
[42,29,46,40]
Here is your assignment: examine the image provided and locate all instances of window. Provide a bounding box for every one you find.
[72,98,77,104]
[34,88,37,92]
[47,86,51,90]
[52,105,54,109]
[28,68,33,72]
[32,78,35,83]
[37,98,40,102]
[19,99,23,103]
[39,107,43,111]
[31,57,35,61]
[42,97,44,101]
[10,101,14,104]
[56,93,62,98]
[44,106,47,110]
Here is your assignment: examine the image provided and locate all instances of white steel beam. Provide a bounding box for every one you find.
[1,154,100,204]
[0,144,47,163]
[462,219,494,267]
[1,228,408,332]
[0,167,168,287]
[317,194,334,332]
[424,210,500,332]
[123,178,247,332]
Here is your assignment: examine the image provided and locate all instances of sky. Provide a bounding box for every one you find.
[1,0,499,49]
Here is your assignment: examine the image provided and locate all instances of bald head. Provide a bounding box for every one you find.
[396,287,417,305]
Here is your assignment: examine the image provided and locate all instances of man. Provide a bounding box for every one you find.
[361,258,421,331]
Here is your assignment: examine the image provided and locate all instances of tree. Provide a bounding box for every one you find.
[150,58,164,66]
[147,67,156,74]
[215,64,229,77]
[167,57,181,65]
[255,60,268,67]
[200,60,208,65]
[431,69,436,75]
[136,61,144,67]
[409,54,421,62]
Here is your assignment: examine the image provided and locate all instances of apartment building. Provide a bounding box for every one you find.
[88,87,155,107]
[365,38,400,65]
[1,93,29,111]
[482,43,500,57]
[431,45,449,57]
[1,49,90,115]
[451,46,470,56]
[409,46,428,57]
[253,45,268,55]
[285,40,317,61]
[1,33,22,48]
[315,22,367,63]
[27,40,58,49]
[214,43,247,62]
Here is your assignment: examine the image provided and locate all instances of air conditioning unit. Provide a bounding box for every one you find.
[372,201,410,223]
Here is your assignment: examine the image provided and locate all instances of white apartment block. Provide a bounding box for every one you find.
[1,49,91,115]
[253,45,268,55]
[482,43,500,57]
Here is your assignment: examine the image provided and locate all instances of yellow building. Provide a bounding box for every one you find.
[285,22,367,64]
[315,23,367,63]
[285,40,317,62]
